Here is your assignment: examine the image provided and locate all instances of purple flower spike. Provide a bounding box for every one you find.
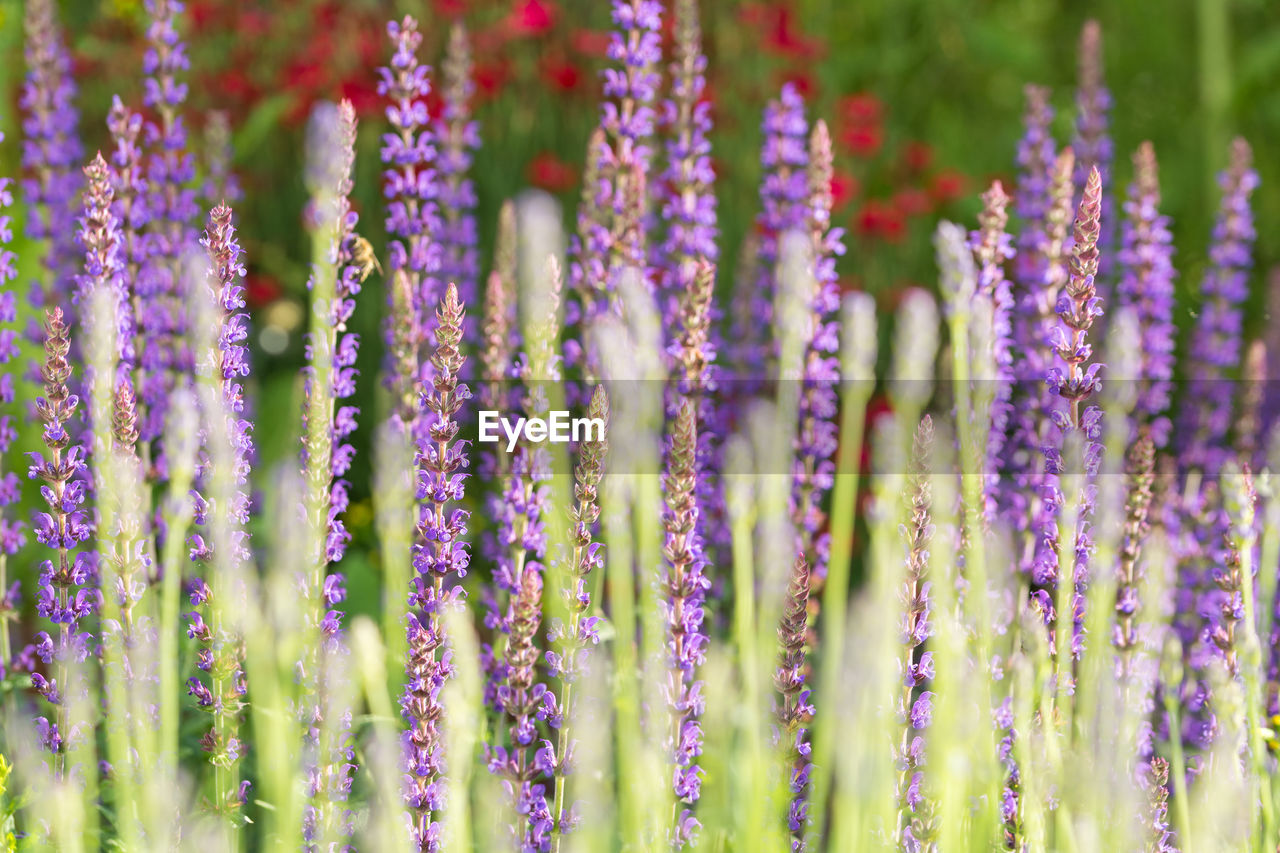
[970,182,1016,514]
[21,0,84,334]
[1039,164,1106,668]
[139,0,199,467]
[1179,138,1258,476]
[735,84,809,383]
[662,400,710,847]
[379,15,442,411]
[187,204,253,811]
[300,100,363,847]
[403,283,471,850]
[895,416,936,849]
[791,120,843,590]
[547,386,609,845]
[77,154,134,387]
[435,23,481,354]
[30,308,97,775]
[775,553,814,851]
[657,0,719,337]
[1073,21,1115,287]
[0,135,26,668]
[1116,143,1176,448]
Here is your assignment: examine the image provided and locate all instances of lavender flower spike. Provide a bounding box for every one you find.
[896,415,936,851]
[548,385,609,848]
[1116,143,1176,448]
[30,308,96,773]
[1179,138,1259,475]
[21,0,84,330]
[435,23,481,352]
[77,154,133,386]
[1045,164,1106,664]
[969,182,1015,508]
[300,99,363,845]
[1073,20,1115,286]
[378,15,441,385]
[595,0,663,313]
[186,205,253,813]
[0,136,26,666]
[403,283,471,850]
[140,0,199,457]
[775,553,814,851]
[736,84,808,382]
[662,399,709,846]
[791,120,844,582]
[658,0,719,337]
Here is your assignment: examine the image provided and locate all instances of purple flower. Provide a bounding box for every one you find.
[661,400,710,846]
[379,14,442,411]
[1038,165,1106,667]
[734,84,809,383]
[1072,21,1115,288]
[895,417,936,848]
[76,154,134,388]
[185,205,254,807]
[657,0,719,337]
[545,386,608,844]
[775,554,814,850]
[1178,138,1258,476]
[1116,142,1176,448]
[402,284,471,849]
[791,121,843,587]
[0,136,25,559]
[969,182,1016,513]
[434,23,481,356]
[299,99,362,846]
[139,0,199,469]
[30,308,97,773]
[20,0,84,335]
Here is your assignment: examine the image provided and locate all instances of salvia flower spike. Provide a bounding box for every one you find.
[1116,142,1176,448]
[20,0,84,333]
[30,308,96,775]
[436,23,481,355]
[403,283,471,850]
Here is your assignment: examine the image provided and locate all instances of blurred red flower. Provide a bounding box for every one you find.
[892,188,933,217]
[778,70,818,100]
[903,141,933,173]
[570,29,612,58]
[830,170,859,211]
[433,0,467,16]
[474,61,511,100]
[741,4,823,59]
[840,92,882,127]
[245,274,282,309]
[930,170,967,204]
[508,0,557,36]
[856,199,906,243]
[528,152,577,193]
[839,124,882,158]
[541,54,583,92]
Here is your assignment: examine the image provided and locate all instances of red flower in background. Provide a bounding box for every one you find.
[741,4,823,59]
[434,0,467,16]
[830,170,858,211]
[528,152,577,193]
[474,60,512,100]
[840,123,882,158]
[245,274,282,309]
[892,188,933,217]
[570,29,611,58]
[778,70,818,100]
[930,169,966,204]
[903,141,933,173]
[508,0,557,37]
[856,199,906,243]
[840,92,883,126]
[541,53,583,92]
